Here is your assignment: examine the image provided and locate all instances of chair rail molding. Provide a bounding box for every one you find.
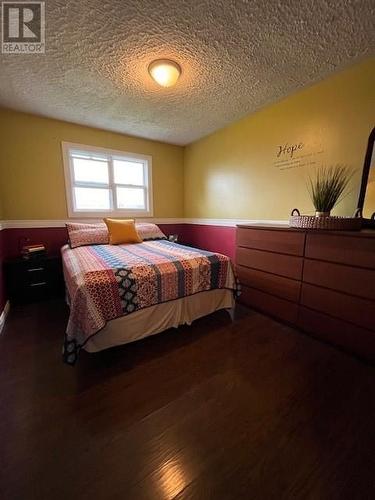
[0,218,288,229]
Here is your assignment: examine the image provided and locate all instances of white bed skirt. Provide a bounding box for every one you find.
[84,288,235,353]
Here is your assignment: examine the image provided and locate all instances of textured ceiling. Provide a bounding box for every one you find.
[0,0,374,145]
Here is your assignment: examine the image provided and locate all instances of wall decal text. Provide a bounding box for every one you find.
[273,141,324,171]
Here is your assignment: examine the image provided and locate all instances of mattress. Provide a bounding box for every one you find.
[62,240,239,364]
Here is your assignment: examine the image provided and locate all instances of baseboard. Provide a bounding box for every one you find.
[0,301,10,334]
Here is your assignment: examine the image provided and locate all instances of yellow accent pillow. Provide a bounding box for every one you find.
[104,218,142,245]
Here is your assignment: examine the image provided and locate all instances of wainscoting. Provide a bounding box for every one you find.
[182,224,236,260]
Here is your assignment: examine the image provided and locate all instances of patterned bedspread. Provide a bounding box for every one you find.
[62,240,239,364]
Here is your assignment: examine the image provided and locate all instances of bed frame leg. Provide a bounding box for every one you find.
[226,306,235,322]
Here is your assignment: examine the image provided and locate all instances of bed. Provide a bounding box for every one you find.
[62,239,239,364]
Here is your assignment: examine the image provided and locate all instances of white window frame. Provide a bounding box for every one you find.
[62,142,153,218]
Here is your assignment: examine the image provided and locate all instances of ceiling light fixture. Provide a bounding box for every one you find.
[148,59,181,88]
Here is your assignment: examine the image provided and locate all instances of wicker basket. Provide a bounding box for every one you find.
[289,209,362,231]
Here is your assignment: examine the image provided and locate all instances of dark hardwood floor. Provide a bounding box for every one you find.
[0,299,374,500]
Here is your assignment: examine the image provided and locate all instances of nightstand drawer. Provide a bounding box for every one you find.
[28,280,49,289]
[26,265,46,273]
[18,281,51,302]
[25,267,47,285]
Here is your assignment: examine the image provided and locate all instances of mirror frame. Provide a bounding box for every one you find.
[357,127,375,227]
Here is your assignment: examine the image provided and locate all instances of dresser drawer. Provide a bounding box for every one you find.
[300,283,375,331]
[237,265,300,302]
[303,259,375,300]
[298,306,375,361]
[240,285,299,324]
[236,247,303,280]
[305,233,375,269]
[237,227,305,255]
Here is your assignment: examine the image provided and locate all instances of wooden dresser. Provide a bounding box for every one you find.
[236,225,375,361]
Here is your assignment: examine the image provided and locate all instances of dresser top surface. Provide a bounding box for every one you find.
[236,225,375,238]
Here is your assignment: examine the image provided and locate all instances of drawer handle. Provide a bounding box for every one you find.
[27,267,45,272]
[30,282,47,287]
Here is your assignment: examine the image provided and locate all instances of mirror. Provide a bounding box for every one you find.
[358,127,375,226]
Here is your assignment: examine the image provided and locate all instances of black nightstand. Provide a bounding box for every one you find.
[5,255,64,304]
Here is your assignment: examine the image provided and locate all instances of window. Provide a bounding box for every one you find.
[62,142,153,217]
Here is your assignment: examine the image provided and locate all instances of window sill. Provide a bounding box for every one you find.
[67,209,154,218]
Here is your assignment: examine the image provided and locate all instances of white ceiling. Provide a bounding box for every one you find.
[0,0,374,145]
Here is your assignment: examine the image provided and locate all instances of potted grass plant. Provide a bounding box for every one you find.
[289,164,361,230]
[307,165,353,217]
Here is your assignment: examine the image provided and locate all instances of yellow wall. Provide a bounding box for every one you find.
[0,109,184,219]
[0,59,374,222]
[184,59,375,219]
